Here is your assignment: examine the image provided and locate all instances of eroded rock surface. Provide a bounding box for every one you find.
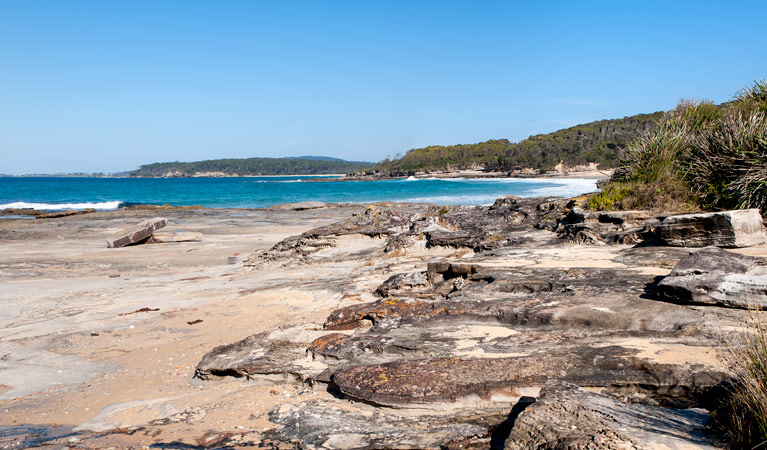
[504,381,715,450]
[265,399,499,450]
[660,209,767,248]
[106,217,167,248]
[196,200,758,449]
[332,349,724,408]
[657,246,767,308]
[246,197,570,266]
[557,207,659,245]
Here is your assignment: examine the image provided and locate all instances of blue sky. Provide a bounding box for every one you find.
[1,1,766,174]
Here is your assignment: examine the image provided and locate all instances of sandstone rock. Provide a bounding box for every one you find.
[656,246,767,308]
[659,209,767,248]
[331,348,725,408]
[194,326,331,382]
[265,399,497,450]
[269,201,326,211]
[375,271,428,297]
[106,217,167,248]
[152,230,202,242]
[504,381,715,450]
[556,207,660,245]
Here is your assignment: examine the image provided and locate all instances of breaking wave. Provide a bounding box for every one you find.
[0,201,123,211]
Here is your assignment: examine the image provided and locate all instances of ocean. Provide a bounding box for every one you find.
[0,176,600,211]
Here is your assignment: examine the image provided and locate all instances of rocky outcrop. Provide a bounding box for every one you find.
[504,381,715,450]
[265,399,498,450]
[556,207,660,245]
[656,246,767,308]
[659,209,767,248]
[106,217,167,248]
[246,198,570,266]
[268,201,326,211]
[198,201,760,449]
[331,350,724,408]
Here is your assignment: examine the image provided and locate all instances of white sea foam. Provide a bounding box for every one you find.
[525,178,599,197]
[0,201,123,211]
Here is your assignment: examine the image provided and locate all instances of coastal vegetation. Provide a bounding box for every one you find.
[719,309,767,447]
[130,156,374,177]
[369,112,663,174]
[585,80,767,214]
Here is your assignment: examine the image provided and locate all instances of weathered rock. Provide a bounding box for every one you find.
[504,381,715,450]
[657,246,767,308]
[557,207,660,245]
[331,348,725,408]
[194,326,329,382]
[375,271,428,297]
[152,230,202,242]
[269,201,326,211]
[106,217,167,248]
[247,198,571,266]
[265,399,498,450]
[660,209,767,248]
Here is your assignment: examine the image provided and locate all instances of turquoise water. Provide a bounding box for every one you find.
[0,176,599,210]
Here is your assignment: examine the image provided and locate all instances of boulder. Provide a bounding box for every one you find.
[106,217,167,248]
[656,246,767,308]
[504,381,715,450]
[659,209,767,248]
[269,201,326,211]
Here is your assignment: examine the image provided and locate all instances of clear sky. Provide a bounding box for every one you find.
[1,1,766,174]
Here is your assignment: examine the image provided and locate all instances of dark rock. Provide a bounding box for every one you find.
[660,209,767,248]
[656,246,767,308]
[331,347,725,408]
[556,208,659,245]
[504,381,715,450]
[106,217,167,248]
[268,201,326,211]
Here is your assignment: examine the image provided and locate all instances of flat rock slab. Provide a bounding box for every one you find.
[269,201,326,211]
[265,399,499,450]
[660,209,767,248]
[152,230,202,242]
[106,217,167,248]
[657,247,767,308]
[332,347,724,407]
[505,381,715,450]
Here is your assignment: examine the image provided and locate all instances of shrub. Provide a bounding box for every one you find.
[587,82,767,215]
[688,110,767,212]
[718,309,767,447]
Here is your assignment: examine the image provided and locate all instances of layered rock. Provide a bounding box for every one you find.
[265,399,497,450]
[659,209,767,248]
[268,201,326,210]
[106,217,167,248]
[332,349,723,408]
[556,207,660,245]
[657,246,767,308]
[246,198,570,265]
[504,381,715,450]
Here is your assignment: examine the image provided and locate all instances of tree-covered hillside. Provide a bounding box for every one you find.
[372,112,663,175]
[130,157,375,177]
